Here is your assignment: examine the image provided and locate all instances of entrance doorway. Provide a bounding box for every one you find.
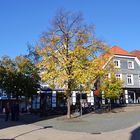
[128,91,136,103]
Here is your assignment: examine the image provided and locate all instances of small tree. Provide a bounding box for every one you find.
[101,74,123,98]
[100,69,123,109]
[36,9,109,118]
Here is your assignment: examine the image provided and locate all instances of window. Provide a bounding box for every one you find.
[46,95,52,108]
[138,75,140,85]
[127,74,134,85]
[128,61,134,69]
[57,92,67,107]
[105,73,111,79]
[116,74,122,80]
[114,60,120,68]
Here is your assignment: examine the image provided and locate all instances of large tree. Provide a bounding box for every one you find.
[0,56,16,97]
[15,56,40,98]
[0,55,40,99]
[36,10,109,118]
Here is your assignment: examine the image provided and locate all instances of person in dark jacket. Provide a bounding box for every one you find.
[14,101,19,121]
[5,102,10,121]
[11,102,15,121]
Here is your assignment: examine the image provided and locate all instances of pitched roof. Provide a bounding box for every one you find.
[110,46,134,56]
[130,50,140,60]
[99,46,135,68]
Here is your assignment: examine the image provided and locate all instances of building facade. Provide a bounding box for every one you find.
[31,46,140,114]
[102,46,140,104]
[32,83,94,114]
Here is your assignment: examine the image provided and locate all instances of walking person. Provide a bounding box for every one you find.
[11,102,15,121]
[14,101,19,121]
[5,102,10,121]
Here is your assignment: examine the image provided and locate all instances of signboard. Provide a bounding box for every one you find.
[52,91,56,107]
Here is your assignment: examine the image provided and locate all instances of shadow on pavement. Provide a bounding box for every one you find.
[0,113,61,130]
[20,113,62,124]
[0,113,22,129]
[11,126,53,140]
[130,126,140,140]
[0,139,15,140]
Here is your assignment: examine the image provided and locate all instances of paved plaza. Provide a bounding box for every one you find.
[0,106,140,140]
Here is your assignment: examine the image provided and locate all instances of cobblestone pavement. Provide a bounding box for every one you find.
[33,109,140,133]
[0,106,140,140]
[0,118,140,140]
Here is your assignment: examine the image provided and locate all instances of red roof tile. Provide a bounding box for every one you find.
[110,46,134,56]
[99,46,136,68]
[130,50,140,60]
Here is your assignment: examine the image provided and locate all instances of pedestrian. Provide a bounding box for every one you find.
[11,102,15,121]
[5,102,10,121]
[14,101,19,121]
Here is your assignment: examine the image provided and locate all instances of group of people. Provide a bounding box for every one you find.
[4,101,20,121]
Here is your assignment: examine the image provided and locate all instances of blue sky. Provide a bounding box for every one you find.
[0,0,140,58]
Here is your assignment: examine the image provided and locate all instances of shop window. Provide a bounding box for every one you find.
[45,94,52,108]
[57,92,66,107]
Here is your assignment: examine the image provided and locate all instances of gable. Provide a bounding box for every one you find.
[130,50,140,61]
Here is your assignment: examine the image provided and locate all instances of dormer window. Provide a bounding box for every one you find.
[128,61,134,69]
[114,60,120,68]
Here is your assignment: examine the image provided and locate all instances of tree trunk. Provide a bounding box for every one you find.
[67,96,71,119]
